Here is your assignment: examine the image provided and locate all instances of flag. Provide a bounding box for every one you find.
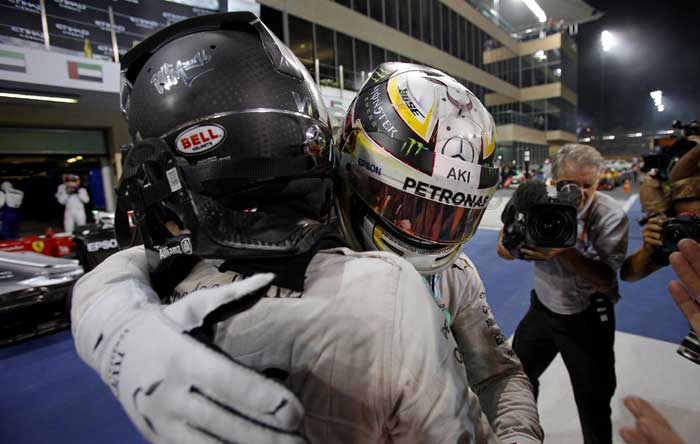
[0,49,26,73]
[67,61,102,82]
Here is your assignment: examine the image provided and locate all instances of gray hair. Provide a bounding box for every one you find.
[552,143,605,179]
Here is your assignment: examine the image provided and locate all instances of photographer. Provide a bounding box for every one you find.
[621,137,700,282]
[498,143,629,444]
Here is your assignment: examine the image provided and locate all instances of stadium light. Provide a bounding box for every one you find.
[522,0,547,23]
[601,30,616,52]
[650,90,664,112]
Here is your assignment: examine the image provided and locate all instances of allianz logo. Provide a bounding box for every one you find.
[159,238,193,260]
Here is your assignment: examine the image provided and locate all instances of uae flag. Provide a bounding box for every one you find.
[0,49,26,73]
[67,61,102,82]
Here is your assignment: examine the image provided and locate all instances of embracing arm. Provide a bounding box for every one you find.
[71,247,307,444]
[448,262,543,444]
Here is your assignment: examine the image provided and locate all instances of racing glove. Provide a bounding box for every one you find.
[73,249,307,444]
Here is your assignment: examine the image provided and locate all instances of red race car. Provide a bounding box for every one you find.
[0,231,75,258]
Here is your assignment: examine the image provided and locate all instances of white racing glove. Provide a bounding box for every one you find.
[73,251,306,444]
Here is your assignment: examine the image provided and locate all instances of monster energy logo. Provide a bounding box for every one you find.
[401,138,429,156]
[370,66,391,82]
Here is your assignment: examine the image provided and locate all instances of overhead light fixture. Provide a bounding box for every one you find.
[601,30,616,52]
[580,137,591,142]
[522,0,547,23]
[533,50,547,62]
[0,92,78,104]
[602,135,615,140]
[658,130,674,135]
[627,132,643,138]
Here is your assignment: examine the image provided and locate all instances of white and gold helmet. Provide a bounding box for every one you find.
[336,63,499,274]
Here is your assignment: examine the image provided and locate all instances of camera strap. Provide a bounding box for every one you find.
[578,198,595,244]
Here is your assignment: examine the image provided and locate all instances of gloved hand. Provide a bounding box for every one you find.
[74,272,307,444]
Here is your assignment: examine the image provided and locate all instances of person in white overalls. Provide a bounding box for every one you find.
[55,174,89,233]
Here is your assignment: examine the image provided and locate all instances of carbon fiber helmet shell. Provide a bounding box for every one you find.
[121,13,330,153]
[336,63,499,274]
[117,12,335,268]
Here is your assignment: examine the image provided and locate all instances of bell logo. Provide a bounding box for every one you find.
[176,124,225,155]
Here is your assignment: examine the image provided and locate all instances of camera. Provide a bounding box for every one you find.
[660,215,700,255]
[501,180,580,258]
[678,328,700,365]
[674,119,700,137]
[642,120,700,180]
[650,214,700,365]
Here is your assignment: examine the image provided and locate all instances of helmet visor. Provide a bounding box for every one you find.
[352,174,495,244]
[344,129,498,244]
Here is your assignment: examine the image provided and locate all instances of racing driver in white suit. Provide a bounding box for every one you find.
[334,63,543,444]
[71,13,506,444]
[56,173,90,233]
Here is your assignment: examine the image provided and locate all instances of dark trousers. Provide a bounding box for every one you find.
[513,291,616,444]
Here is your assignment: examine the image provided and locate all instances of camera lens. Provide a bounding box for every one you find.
[533,211,566,240]
[667,227,684,245]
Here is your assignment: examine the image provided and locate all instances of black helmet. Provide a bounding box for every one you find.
[117,12,335,269]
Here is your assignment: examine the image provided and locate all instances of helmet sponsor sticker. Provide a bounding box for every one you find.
[165,167,182,192]
[365,84,400,138]
[358,157,382,176]
[150,49,212,94]
[159,237,193,260]
[176,124,225,155]
[401,177,492,209]
[347,128,498,209]
[387,76,435,141]
[433,153,482,188]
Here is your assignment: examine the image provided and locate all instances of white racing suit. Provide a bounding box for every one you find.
[73,246,502,443]
[55,184,89,233]
[431,254,543,444]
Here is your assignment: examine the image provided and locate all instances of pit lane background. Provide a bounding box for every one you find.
[0,186,698,443]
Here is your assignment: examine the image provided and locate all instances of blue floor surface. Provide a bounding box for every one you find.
[0,195,689,443]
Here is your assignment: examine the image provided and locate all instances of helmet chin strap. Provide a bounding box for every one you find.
[332,193,365,252]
